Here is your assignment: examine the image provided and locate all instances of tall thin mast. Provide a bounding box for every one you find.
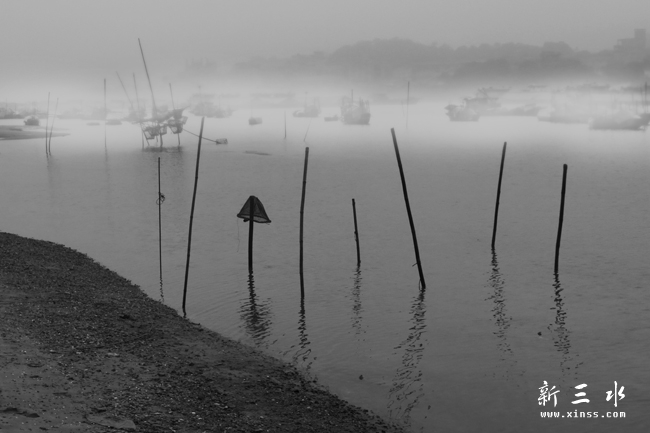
[138,38,158,120]
[133,73,148,147]
[116,72,135,113]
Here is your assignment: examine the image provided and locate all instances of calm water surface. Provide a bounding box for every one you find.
[1,104,648,432]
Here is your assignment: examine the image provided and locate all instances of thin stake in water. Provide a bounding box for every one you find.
[248,196,255,272]
[299,147,310,297]
[48,98,59,154]
[352,198,361,266]
[104,78,107,148]
[158,157,163,292]
[554,164,568,274]
[45,93,50,155]
[391,128,426,288]
[182,117,205,317]
[491,142,507,250]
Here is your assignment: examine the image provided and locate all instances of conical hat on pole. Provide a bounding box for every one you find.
[237,196,271,224]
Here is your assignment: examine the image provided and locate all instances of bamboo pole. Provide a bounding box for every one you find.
[491,142,507,250]
[48,98,59,154]
[299,147,310,297]
[182,117,205,317]
[554,164,568,274]
[44,93,50,155]
[158,157,163,289]
[391,128,426,288]
[352,198,361,266]
[248,196,255,272]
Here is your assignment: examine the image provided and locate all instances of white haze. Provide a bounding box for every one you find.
[0,0,647,104]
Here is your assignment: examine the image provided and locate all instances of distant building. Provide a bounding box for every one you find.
[615,29,646,52]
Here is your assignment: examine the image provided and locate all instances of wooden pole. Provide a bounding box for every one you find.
[391,128,426,288]
[352,198,361,266]
[554,164,568,274]
[491,142,507,250]
[48,98,59,154]
[248,196,255,272]
[44,93,50,155]
[284,111,287,139]
[182,117,205,317]
[158,157,163,288]
[299,147,310,297]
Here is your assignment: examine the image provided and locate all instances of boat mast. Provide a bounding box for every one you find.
[138,38,158,121]
[116,72,135,114]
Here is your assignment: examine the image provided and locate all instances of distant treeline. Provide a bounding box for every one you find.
[227,38,650,86]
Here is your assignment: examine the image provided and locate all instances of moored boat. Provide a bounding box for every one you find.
[340,96,370,125]
[293,98,321,118]
[23,115,40,126]
[590,110,650,130]
[445,103,479,121]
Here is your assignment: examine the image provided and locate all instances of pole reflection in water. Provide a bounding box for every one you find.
[238,271,273,347]
[550,274,581,380]
[350,266,365,336]
[285,296,313,374]
[387,288,427,428]
[486,251,515,375]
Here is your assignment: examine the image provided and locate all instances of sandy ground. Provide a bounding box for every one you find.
[0,232,406,433]
[0,126,69,141]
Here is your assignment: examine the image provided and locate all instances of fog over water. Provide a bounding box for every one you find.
[1,2,649,433]
[1,0,649,102]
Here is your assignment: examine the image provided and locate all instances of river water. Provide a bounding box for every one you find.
[1,103,648,432]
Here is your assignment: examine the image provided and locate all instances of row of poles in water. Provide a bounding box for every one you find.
[151,122,568,316]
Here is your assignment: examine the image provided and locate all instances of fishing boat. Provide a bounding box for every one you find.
[340,96,370,125]
[537,106,590,124]
[293,98,321,118]
[444,103,479,121]
[191,101,233,118]
[463,88,501,115]
[589,110,650,130]
[23,115,40,126]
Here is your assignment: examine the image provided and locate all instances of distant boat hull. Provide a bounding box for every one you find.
[23,116,40,126]
[445,104,479,122]
[249,117,262,125]
[342,112,370,125]
[590,113,650,130]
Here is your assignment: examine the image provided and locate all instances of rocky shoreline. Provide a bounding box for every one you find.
[0,232,406,433]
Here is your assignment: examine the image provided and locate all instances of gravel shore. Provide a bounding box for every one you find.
[0,232,407,433]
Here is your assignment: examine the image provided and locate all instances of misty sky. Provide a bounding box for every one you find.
[1,0,648,100]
